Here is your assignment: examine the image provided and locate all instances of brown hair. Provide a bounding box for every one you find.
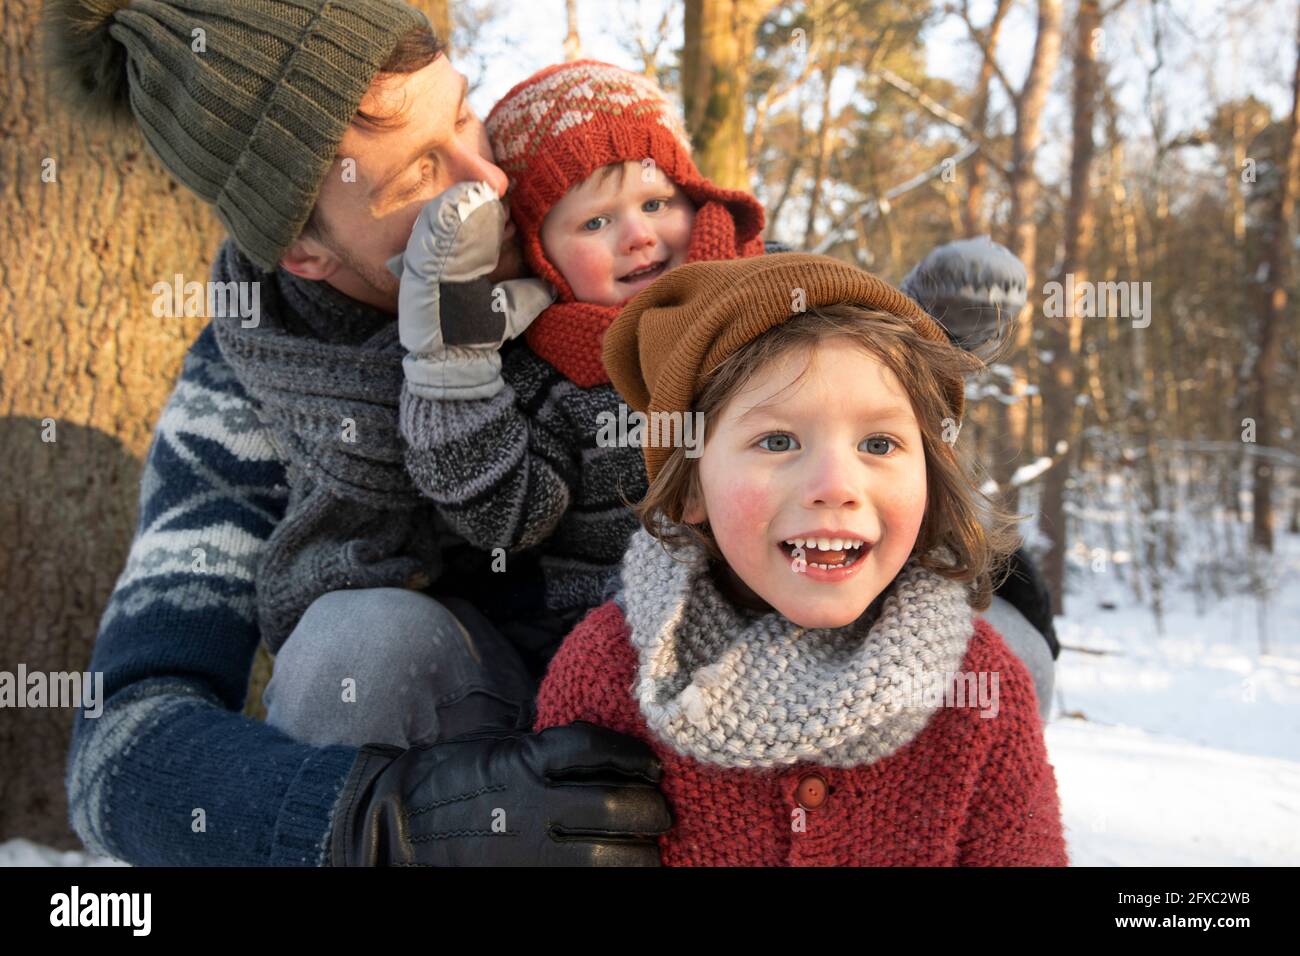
[631,302,1023,610]
[299,27,447,244]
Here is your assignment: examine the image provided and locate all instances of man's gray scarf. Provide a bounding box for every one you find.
[210,240,442,653]
[616,526,976,769]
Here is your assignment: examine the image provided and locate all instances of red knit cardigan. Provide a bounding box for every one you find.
[534,601,1070,866]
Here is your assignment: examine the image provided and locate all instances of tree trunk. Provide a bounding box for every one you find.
[963,0,1012,237]
[682,0,776,189]
[564,0,582,62]
[1251,9,1300,552]
[993,0,1063,513]
[414,0,453,50]
[1039,0,1101,613]
[1,1,226,845]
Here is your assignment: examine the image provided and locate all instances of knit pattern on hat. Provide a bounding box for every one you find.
[617,525,976,769]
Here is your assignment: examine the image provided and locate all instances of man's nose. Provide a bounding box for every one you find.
[447,142,509,198]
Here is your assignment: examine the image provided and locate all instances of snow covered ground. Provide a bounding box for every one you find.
[6,530,1297,868]
[1045,536,1300,866]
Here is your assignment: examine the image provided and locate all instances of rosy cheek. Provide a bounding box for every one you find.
[730,484,770,526]
[876,463,927,544]
[563,245,612,297]
[710,481,772,562]
[671,210,695,252]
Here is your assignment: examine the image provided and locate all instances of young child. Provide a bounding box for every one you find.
[532,253,1070,866]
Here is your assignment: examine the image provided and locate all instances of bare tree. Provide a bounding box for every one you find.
[992,0,1063,512]
[1251,6,1300,552]
[564,0,583,61]
[802,34,844,248]
[956,0,1012,237]
[682,0,781,189]
[1038,0,1103,611]
[414,0,453,49]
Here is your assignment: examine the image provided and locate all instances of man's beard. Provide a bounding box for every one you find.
[331,236,401,311]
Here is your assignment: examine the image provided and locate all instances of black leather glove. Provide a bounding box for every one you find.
[328,721,673,866]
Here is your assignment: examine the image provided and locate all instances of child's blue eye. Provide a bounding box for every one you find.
[582,216,608,232]
[758,433,799,452]
[643,198,668,213]
[862,436,896,455]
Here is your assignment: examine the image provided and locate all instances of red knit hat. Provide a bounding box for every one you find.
[484,60,765,303]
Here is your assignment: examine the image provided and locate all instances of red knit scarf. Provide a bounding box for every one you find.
[524,201,767,387]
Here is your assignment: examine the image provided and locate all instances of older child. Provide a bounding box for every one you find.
[532,253,1069,866]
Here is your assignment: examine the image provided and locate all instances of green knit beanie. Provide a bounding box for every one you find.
[42,0,432,271]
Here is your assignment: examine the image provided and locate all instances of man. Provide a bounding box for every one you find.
[48,0,671,866]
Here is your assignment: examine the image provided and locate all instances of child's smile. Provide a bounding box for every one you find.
[777,533,871,577]
[683,339,928,629]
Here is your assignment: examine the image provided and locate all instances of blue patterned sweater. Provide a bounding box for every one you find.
[65,324,358,865]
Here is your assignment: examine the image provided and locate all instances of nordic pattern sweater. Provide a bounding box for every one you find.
[65,324,356,865]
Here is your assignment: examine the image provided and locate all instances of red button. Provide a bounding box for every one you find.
[795,773,828,810]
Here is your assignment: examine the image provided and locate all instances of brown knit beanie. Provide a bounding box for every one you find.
[602,253,965,482]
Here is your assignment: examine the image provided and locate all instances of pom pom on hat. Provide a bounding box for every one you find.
[42,0,137,123]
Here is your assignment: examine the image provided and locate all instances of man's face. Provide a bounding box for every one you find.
[539,161,696,306]
[682,341,928,629]
[279,55,514,313]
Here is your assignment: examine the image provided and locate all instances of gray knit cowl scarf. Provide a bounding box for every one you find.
[614,525,977,769]
[210,240,444,654]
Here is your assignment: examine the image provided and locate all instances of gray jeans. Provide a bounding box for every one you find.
[264,588,538,749]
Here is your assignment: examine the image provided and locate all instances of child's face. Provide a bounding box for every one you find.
[539,161,696,306]
[682,340,929,630]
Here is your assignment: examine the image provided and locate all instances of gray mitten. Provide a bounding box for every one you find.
[389,181,554,399]
[899,235,1027,354]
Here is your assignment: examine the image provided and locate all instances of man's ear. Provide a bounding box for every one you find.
[279,234,342,281]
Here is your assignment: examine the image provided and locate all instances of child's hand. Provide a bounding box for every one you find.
[408,180,507,286]
[389,181,555,399]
